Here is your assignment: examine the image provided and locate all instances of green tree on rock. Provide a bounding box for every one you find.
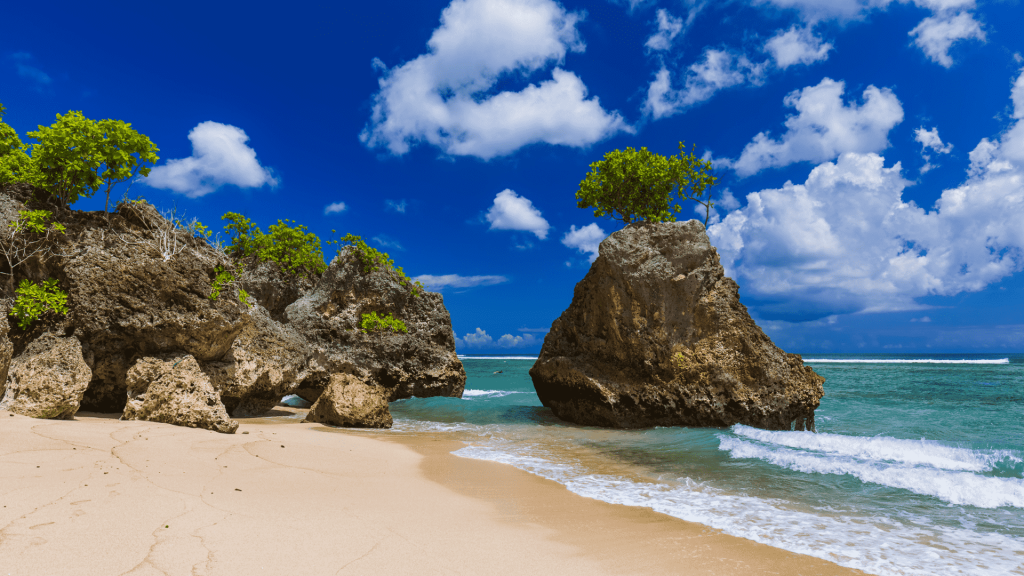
[27,111,159,210]
[28,111,104,206]
[576,142,720,227]
[0,103,41,188]
[96,119,159,213]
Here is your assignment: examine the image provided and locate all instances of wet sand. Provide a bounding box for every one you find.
[0,408,863,575]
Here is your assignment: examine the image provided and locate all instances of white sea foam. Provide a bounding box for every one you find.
[455,444,1024,576]
[461,389,529,398]
[803,358,1010,364]
[719,437,1024,509]
[731,425,1021,472]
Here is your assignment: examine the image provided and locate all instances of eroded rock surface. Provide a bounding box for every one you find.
[123,354,238,434]
[530,220,824,431]
[202,304,310,417]
[0,332,91,419]
[285,247,465,405]
[0,315,12,397]
[63,202,249,412]
[303,373,393,428]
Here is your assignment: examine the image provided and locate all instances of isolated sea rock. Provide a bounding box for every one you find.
[285,246,465,405]
[530,220,824,431]
[303,373,393,428]
[123,354,238,434]
[202,304,310,417]
[0,333,92,419]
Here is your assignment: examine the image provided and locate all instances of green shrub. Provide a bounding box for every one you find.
[0,103,41,187]
[208,265,253,309]
[359,311,408,334]
[9,278,68,330]
[9,209,64,235]
[332,233,425,297]
[221,213,326,278]
[208,266,235,301]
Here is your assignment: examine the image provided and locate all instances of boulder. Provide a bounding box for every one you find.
[0,332,92,419]
[202,303,310,417]
[284,247,465,402]
[303,373,393,428]
[530,220,824,431]
[122,354,238,434]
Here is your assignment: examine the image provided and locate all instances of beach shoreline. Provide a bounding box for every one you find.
[0,408,862,576]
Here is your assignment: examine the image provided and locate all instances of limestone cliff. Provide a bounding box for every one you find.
[530,220,823,431]
[0,184,464,430]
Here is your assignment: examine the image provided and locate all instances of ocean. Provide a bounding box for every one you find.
[383,354,1024,576]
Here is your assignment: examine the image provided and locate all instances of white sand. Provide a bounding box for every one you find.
[0,408,863,575]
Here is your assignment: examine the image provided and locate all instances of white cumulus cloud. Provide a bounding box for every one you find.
[708,69,1024,321]
[915,126,953,155]
[754,0,974,22]
[385,199,407,213]
[485,189,550,239]
[645,9,684,52]
[561,223,607,262]
[414,274,509,290]
[454,328,540,349]
[728,78,904,177]
[764,26,833,68]
[324,201,347,215]
[144,122,277,198]
[645,50,767,119]
[909,11,986,68]
[360,0,630,160]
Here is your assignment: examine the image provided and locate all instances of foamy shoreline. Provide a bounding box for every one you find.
[0,407,862,576]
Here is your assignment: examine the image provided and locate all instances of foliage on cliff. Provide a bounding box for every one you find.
[332,233,425,297]
[221,213,327,279]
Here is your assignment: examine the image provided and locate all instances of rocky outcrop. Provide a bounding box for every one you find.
[63,202,250,412]
[0,185,464,429]
[123,354,238,434]
[285,247,465,409]
[238,259,317,321]
[0,332,92,419]
[202,304,310,417]
[530,220,824,431]
[303,373,393,428]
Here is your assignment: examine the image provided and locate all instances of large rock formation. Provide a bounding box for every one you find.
[285,247,466,405]
[0,332,92,419]
[62,201,250,412]
[530,220,823,431]
[0,184,464,429]
[303,373,393,428]
[123,354,238,433]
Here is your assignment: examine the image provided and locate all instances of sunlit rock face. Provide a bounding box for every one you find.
[530,220,823,431]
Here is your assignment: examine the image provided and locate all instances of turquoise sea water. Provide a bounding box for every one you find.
[386,354,1024,576]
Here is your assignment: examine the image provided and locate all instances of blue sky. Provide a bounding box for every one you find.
[2,0,1022,354]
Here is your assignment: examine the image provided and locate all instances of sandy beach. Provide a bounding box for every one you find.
[0,407,862,576]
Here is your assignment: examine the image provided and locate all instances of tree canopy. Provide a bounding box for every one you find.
[25,110,158,209]
[575,142,720,227]
[0,103,41,188]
